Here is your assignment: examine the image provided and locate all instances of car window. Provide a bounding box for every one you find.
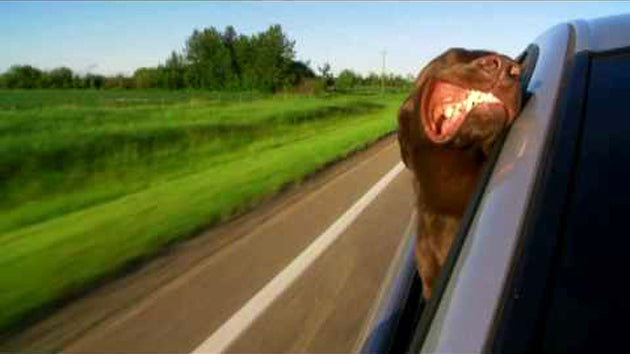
[538,49,630,353]
[405,44,540,353]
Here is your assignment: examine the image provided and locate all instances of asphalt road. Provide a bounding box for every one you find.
[4,134,415,353]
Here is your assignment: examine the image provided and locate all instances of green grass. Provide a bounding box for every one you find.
[0,89,405,332]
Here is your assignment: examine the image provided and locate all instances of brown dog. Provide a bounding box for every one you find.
[397,48,522,299]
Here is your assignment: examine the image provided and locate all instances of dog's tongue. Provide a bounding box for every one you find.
[432,103,465,135]
[427,82,470,141]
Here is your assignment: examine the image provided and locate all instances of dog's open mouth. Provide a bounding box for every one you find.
[424,81,506,143]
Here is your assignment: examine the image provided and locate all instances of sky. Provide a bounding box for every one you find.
[2,1,630,77]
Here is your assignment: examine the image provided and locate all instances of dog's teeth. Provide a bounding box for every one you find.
[445,105,454,118]
[466,97,475,111]
[463,90,501,111]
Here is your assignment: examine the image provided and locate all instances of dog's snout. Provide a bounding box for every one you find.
[476,55,502,75]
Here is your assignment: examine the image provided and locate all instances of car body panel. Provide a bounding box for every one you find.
[580,13,630,53]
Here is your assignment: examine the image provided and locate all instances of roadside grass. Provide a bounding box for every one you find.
[0,89,404,333]
[1,92,385,233]
[0,89,269,110]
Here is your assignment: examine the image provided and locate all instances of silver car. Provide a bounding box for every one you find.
[358,13,630,354]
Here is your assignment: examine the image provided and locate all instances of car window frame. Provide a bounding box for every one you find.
[487,46,590,354]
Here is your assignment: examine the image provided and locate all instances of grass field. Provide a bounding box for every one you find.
[0,89,405,332]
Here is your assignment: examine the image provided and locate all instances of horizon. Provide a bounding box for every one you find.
[2,1,630,77]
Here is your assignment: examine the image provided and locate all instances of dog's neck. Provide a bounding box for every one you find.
[411,144,485,216]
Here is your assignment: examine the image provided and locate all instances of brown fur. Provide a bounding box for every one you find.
[398,48,522,299]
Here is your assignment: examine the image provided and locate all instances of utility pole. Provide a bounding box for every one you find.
[380,50,387,96]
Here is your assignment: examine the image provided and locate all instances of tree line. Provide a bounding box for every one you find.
[0,24,412,92]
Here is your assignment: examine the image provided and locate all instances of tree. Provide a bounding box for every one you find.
[248,24,296,92]
[222,26,242,90]
[336,69,360,91]
[0,24,336,93]
[3,65,43,89]
[364,72,381,87]
[72,74,84,89]
[133,67,159,89]
[48,67,74,88]
[250,25,294,91]
[185,27,232,89]
[84,74,106,89]
[317,62,334,90]
[162,51,187,89]
[182,24,296,92]
[233,33,254,90]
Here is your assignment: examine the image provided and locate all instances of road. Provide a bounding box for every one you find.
[4,134,415,353]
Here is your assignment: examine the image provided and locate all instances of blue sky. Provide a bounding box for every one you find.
[2,1,630,77]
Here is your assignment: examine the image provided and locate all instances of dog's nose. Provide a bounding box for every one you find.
[475,55,502,75]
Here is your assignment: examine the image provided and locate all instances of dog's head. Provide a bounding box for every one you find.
[399,48,522,164]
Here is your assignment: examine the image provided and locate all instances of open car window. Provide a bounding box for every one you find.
[402,43,540,353]
[356,44,542,354]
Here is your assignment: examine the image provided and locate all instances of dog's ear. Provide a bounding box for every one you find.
[397,93,417,168]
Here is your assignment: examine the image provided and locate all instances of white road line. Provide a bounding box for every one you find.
[192,161,405,353]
